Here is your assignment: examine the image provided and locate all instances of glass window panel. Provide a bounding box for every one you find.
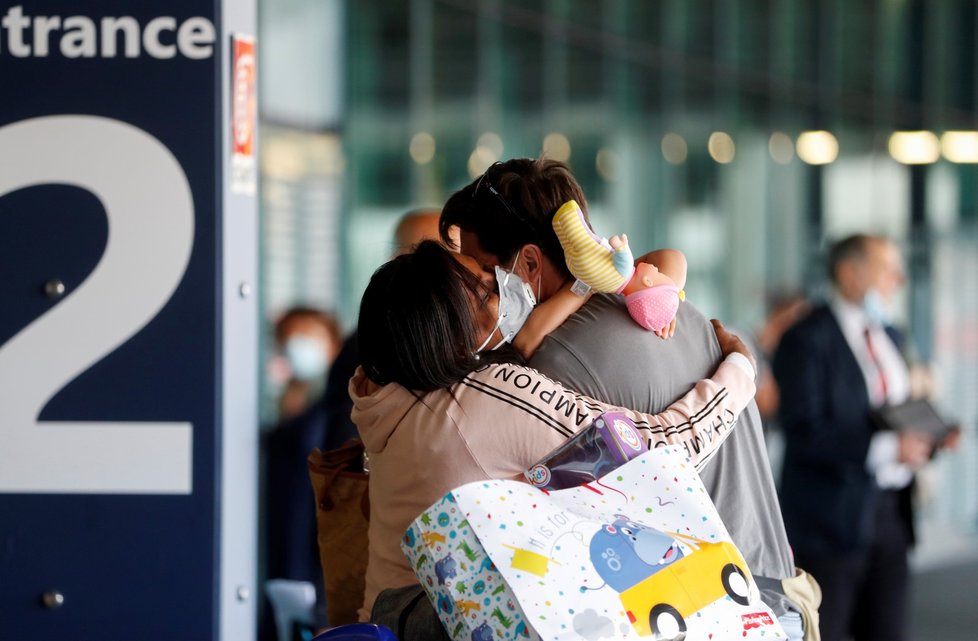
[500,3,544,110]
[622,2,663,114]
[433,3,478,101]
[564,0,606,102]
[347,3,411,109]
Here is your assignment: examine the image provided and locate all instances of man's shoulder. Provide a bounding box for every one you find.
[532,294,721,390]
[547,293,715,342]
[800,302,833,324]
[782,303,837,341]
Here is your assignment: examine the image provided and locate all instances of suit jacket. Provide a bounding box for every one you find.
[773,304,913,556]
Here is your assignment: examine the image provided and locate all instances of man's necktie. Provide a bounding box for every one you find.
[864,327,889,404]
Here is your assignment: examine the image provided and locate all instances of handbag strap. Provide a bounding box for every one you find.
[396,588,429,641]
[308,441,370,518]
[316,438,366,470]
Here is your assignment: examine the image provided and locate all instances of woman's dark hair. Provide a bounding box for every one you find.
[357,240,522,392]
[439,157,588,276]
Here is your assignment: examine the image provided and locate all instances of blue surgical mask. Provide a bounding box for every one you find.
[862,288,891,327]
[476,253,538,352]
[284,335,329,381]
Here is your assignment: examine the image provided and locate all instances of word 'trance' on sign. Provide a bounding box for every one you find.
[0,5,215,60]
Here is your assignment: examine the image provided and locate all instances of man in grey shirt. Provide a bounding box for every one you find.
[441,159,810,638]
[532,293,793,579]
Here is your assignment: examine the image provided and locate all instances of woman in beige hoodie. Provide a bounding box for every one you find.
[351,241,757,634]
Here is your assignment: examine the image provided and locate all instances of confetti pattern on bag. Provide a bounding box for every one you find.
[404,447,785,641]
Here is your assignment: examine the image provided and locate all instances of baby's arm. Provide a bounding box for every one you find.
[608,236,687,289]
[512,281,590,360]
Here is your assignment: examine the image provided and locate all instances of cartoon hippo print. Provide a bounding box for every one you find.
[435,554,458,585]
[588,516,684,592]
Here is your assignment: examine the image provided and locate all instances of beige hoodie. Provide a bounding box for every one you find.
[350,355,755,620]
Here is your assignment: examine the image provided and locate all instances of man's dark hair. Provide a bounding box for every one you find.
[827,234,874,284]
[439,157,588,276]
[357,240,520,392]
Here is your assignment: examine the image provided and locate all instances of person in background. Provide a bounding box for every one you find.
[274,307,343,420]
[392,207,456,257]
[773,234,957,641]
[752,292,811,422]
[744,291,811,484]
[262,306,342,637]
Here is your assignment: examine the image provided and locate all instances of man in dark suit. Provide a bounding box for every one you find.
[773,234,933,641]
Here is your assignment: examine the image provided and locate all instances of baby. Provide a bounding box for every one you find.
[510,200,687,360]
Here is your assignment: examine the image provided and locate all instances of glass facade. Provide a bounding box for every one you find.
[260,0,978,562]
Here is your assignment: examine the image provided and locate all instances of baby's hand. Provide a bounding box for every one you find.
[655,317,678,340]
[609,233,628,251]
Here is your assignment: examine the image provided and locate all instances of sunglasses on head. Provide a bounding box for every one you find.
[473,162,537,232]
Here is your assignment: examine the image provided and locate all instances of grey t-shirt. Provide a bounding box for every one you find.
[530,293,794,580]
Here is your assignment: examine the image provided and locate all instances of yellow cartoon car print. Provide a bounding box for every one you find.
[589,518,754,640]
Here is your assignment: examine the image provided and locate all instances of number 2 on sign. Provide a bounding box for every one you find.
[0,116,194,494]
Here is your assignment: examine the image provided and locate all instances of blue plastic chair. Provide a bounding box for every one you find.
[311,623,397,641]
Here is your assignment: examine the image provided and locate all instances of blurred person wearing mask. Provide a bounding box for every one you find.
[275,307,342,419]
[262,306,342,637]
[773,234,957,641]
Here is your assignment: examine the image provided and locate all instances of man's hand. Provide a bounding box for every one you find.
[711,319,756,373]
[898,431,933,469]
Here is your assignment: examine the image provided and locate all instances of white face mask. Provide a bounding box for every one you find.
[475,253,538,352]
[284,335,329,381]
[862,287,891,326]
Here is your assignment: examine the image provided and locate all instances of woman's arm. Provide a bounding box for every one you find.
[511,280,590,359]
[470,321,755,471]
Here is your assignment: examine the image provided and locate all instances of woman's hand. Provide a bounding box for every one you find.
[711,319,756,373]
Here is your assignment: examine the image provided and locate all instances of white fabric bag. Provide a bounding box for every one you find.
[402,446,785,641]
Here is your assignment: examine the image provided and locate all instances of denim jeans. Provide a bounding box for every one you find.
[779,610,806,641]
